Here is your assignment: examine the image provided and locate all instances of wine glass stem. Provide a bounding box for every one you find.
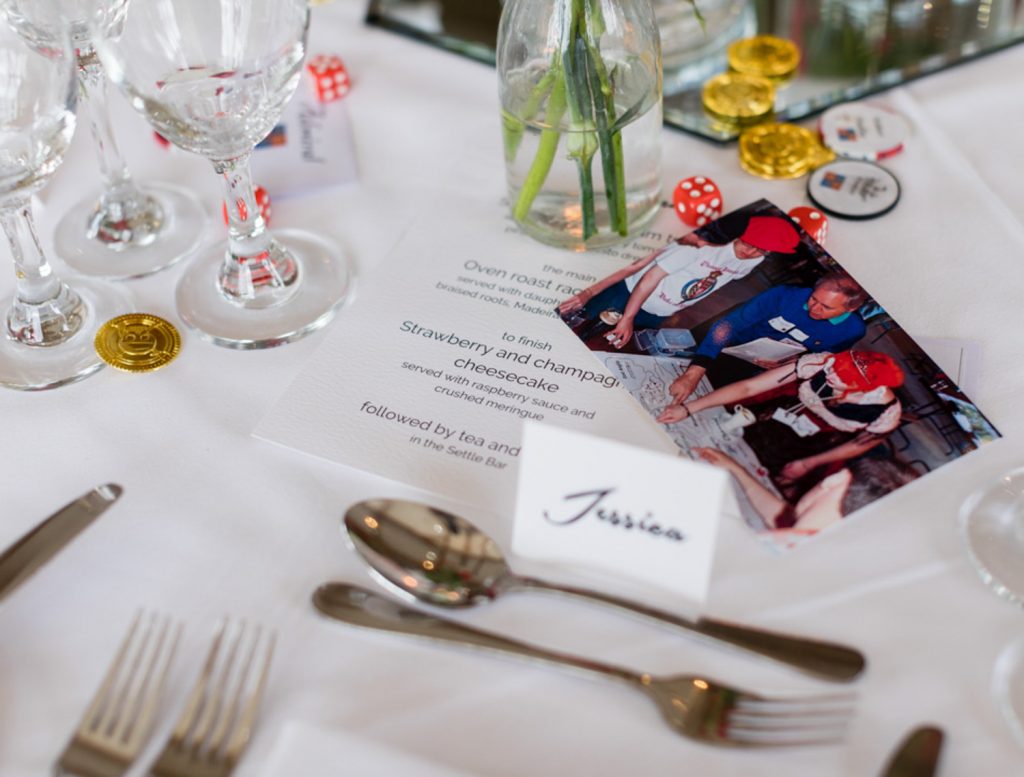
[213,154,298,307]
[0,199,61,304]
[216,154,273,260]
[78,54,132,195]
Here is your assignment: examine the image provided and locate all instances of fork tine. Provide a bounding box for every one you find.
[78,611,143,732]
[108,614,164,743]
[731,688,857,704]
[729,710,853,727]
[223,629,275,765]
[733,694,858,717]
[186,619,246,753]
[117,618,181,749]
[725,726,849,747]
[168,619,228,748]
[206,624,274,762]
[206,623,260,756]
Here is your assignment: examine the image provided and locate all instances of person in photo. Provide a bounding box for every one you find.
[667,272,869,403]
[694,447,919,535]
[658,350,905,489]
[558,215,801,349]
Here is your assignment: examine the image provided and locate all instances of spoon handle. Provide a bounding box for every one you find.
[313,583,642,686]
[513,576,865,682]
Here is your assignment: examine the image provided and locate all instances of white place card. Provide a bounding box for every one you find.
[511,421,729,614]
[251,92,358,198]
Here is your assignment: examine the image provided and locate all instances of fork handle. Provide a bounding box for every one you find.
[511,576,866,682]
[313,583,643,686]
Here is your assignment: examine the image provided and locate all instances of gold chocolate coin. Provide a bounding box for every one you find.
[728,35,801,80]
[702,72,775,123]
[739,123,834,180]
[94,313,181,373]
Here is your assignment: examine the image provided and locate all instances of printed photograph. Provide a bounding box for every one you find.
[557,199,999,547]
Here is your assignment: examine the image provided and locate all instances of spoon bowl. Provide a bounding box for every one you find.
[343,498,867,682]
[344,498,515,607]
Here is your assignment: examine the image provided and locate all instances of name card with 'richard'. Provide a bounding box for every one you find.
[512,421,728,613]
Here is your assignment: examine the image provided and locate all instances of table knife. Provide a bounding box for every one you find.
[0,484,123,603]
[879,726,945,777]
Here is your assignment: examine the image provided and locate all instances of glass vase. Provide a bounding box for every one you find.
[655,0,755,94]
[497,0,663,251]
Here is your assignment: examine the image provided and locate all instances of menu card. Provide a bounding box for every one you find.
[254,197,682,509]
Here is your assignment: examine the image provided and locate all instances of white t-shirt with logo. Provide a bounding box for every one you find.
[624,242,762,318]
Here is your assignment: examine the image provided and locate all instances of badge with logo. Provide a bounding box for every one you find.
[807,159,901,220]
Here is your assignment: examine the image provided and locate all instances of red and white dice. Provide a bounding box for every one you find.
[673,176,722,228]
[222,185,272,227]
[307,54,350,102]
[787,206,829,246]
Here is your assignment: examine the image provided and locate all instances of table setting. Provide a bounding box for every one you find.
[1,1,1024,776]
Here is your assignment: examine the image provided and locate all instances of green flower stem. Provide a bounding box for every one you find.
[502,68,557,161]
[583,0,627,235]
[512,74,566,222]
[565,5,598,240]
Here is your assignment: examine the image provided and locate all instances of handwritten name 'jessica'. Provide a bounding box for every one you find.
[543,488,685,542]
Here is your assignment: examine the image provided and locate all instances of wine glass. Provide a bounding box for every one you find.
[11,0,208,280]
[0,0,129,389]
[960,468,1024,749]
[94,0,350,348]
[994,637,1024,750]
[960,467,1024,607]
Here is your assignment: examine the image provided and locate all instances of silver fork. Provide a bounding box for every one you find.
[148,620,275,777]
[55,612,181,777]
[314,583,856,747]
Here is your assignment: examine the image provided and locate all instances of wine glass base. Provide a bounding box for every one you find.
[959,467,1024,608]
[0,278,132,391]
[175,228,350,350]
[54,182,206,280]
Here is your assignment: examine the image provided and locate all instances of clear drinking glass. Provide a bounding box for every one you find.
[959,467,1024,608]
[94,0,350,348]
[3,0,207,280]
[960,469,1024,749]
[0,0,128,389]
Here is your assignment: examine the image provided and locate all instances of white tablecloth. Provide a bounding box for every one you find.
[2,3,1024,775]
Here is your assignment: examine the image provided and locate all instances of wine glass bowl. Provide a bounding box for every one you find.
[0,45,75,196]
[95,0,308,172]
[95,0,349,348]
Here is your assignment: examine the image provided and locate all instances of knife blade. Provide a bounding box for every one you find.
[879,726,945,777]
[0,484,123,602]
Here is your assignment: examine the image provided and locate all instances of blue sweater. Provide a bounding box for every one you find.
[691,285,866,367]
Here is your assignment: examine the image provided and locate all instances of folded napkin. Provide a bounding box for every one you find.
[260,721,478,777]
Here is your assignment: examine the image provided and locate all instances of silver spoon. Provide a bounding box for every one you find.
[343,498,866,682]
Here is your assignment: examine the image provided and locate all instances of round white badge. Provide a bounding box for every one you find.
[806,160,901,220]
[819,103,910,161]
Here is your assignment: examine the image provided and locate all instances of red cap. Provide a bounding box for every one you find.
[739,216,800,254]
[831,351,904,392]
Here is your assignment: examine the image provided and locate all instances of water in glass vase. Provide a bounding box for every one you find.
[503,67,663,252]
